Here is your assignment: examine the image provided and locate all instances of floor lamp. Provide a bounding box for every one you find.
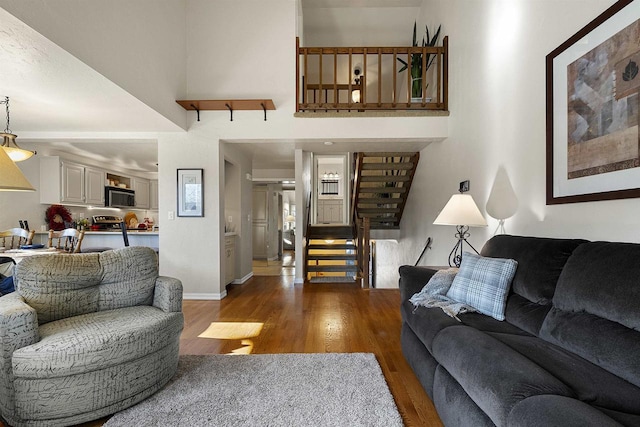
[433,191,487,267]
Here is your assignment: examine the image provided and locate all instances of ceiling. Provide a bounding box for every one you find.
[1,3,430,175]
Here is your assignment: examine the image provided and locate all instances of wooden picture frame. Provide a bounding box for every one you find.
[177,169,204,217]
[546,0,640,204]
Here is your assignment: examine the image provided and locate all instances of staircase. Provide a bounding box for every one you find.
[305,225,357,283]
[351,152,420,230]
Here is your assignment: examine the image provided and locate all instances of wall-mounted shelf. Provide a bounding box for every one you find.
[176,99,275,121]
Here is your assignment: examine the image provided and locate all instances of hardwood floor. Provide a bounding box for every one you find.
[2,275,442,427]
[181,276,443,426]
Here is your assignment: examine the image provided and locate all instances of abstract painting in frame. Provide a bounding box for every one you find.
[177,168,204,217]
[546,0,640,204]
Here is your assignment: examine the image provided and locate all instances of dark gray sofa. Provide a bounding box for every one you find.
[399,235,640,427]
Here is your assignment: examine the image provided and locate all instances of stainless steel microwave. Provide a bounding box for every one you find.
[105,186,135,208]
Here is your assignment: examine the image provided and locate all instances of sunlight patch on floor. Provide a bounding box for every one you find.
[198,322,264,340]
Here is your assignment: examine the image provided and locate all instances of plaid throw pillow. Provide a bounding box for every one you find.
[446,252,517,321]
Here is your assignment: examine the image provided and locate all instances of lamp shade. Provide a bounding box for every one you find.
[433,194,487,227]
[0,145,35,191]
[1,133,36,162]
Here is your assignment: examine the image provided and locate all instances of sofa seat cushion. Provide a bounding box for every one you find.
[507,395,623,427]
[432,325,574,426]
[489,332,640,414]
[402,300,531,352]
[12,306,184,379]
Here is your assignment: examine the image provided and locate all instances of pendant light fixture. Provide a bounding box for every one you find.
[0,97,36,162]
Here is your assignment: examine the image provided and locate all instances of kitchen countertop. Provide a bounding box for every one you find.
[35,230,159,235]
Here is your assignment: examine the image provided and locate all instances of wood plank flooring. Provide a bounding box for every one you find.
[1,275,443,427]
[180,276,443,426]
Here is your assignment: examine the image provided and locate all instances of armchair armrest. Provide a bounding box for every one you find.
[0,293,39,419]
[153,276,183,313]
[398,265,438,304]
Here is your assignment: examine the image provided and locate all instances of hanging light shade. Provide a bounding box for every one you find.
[2,132,36,162]
[0,144,35,191]
[0,97,36,162]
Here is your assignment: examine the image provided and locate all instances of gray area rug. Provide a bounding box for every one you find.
[105,353,403,427]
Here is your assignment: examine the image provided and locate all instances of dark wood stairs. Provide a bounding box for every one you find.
[351,152,420,230]
[306,225,357,282]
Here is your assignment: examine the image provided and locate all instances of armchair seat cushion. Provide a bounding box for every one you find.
[13,306,183,379]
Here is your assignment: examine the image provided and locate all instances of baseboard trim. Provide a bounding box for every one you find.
[183,291,227,300]
[232,272,253,284]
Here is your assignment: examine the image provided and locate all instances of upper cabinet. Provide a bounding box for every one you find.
[132,178,150,210]
[149,180,159,210]
[40,157,106,206]
[39,156,156,210]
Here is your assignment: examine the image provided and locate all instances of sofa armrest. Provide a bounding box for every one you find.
[398,265,438,304]
[153,276,183,313]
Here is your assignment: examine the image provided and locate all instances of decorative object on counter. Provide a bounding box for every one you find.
[177,169,204,217]
[124,212,138,229]
[76,218,90,230]
[45,205,73,231]
[0,144,35,191]
[433,180,487,267]
[0,96,36,162]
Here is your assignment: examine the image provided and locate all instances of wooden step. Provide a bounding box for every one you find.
[357,187,407,193]
[357,198,404,204]
[361,163,414,170]
[360,176,411,183]
[357,207,401,214]
[307,265,358,272]
[361,152,418,158]
[308,243,355,250]
[308,254,357,261]
[307,225,354,239]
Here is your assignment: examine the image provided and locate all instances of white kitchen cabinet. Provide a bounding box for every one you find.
[317,199,343,224]
[225,235,236,284]
[132,178,150,209]
[40,157,106,206]
[85,167,106,205]
[149,180,159,210]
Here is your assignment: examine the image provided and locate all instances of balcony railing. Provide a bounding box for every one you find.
[296,36,448,112]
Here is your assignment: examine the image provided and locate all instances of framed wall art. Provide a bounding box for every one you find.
[546,0,640,204]
[177,168,204,217]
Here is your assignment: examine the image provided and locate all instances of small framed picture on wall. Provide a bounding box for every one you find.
[177,168,204,217]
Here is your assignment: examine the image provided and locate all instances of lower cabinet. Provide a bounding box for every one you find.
[317,199,344,224]
[225,235,236,285]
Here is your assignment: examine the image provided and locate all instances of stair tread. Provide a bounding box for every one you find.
[308,254,357,260]
[308,244,356,250]
[361,163,414,170]
[308,265,358,272]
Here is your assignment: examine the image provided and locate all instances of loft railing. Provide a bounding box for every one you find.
[296,36,448,112]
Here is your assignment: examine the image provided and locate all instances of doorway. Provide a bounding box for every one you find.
[314,154,349,225]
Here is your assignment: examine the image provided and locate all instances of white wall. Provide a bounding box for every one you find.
[399,0,628,270]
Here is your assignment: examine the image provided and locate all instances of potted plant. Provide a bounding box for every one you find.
[398,22,441,102]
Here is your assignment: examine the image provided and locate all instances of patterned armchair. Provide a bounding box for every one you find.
[0,247,183,426]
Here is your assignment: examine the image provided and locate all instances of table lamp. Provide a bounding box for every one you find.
[433,181,487,267]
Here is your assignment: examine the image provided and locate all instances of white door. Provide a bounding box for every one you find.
[252,187,268,258]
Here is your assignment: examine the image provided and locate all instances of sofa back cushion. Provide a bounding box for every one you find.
[540,241,640,387]
[98,246,157,310]
[480,235,586,334]
[15,247,158,325]
[16,253,103,324]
